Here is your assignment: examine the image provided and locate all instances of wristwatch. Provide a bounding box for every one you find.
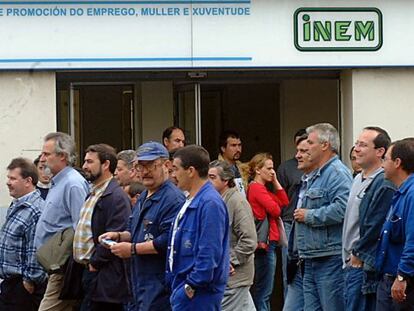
[131,243,137,256]
[397,274,406,282]
[184,284,195,299]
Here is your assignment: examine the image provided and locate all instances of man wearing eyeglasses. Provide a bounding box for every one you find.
[376,138,414,310]
[99,141,185,311]
[342,127,396,311]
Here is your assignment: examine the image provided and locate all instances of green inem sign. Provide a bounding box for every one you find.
[294,8,383,51]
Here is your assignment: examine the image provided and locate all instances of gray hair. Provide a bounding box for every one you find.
[117,150,136,169]
[209,160,235,188]
[44,132,77,166]
[306,123,340,154]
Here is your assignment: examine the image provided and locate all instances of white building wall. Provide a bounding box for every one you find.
[341,68,414,165]
[0,71,56,218]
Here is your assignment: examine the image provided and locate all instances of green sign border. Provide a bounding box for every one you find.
[294,7,383,52]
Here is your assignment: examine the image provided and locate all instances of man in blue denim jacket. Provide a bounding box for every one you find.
[376,138,414,310]
[167,145,229,311]
[293,123,352,311]
[342,127,396,311]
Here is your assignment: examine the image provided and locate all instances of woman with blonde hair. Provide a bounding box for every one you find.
[243,152,289,311]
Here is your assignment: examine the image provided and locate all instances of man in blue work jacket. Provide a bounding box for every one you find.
[167,145,230,311]
[100,141,185,311]
[376,138,414,310]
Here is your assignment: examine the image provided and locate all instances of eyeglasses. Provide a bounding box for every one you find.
[135,161,162,172]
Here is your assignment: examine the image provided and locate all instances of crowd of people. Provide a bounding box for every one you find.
[0,123,413,311]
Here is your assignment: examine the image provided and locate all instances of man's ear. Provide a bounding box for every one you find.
[394,157,402,169]
[220,146,226,155]
[320,141,329,151]
[163,137,169,147]
[102,160,110,171]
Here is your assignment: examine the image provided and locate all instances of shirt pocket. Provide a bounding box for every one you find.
[305,188,327,209]
[180,227,196,257]
[143,218,158,242]
[389,214,403,243]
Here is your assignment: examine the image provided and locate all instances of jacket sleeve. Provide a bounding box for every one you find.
[304,170,352,227]
[353,184,395,268]
[187,199,228,288]
[229,198,257,266]
[398,193,414,277]
[89,192,131,269]
[152,193,185,254]
[22,210,47,284]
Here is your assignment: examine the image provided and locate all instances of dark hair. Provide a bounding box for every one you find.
[363,126,391,158]
[85,144,117,174]
[390,138,414,174]
[219,130,240,154]
[174,145,210,178]
[7,157,38,185]
[209,160,236,188]
[294,129,307,141]
[128,182,145,198]
[162,126,184,143]
[295,133,308,146]
[349,146,356,161]
[34,155,41,167]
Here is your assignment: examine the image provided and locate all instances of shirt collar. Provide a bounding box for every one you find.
[90,177,112,195]
[51,166,72,186]
[12,190,38,207]
[398,173,414,195]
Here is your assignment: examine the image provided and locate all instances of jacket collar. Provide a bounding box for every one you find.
[139,179,172,203]
[398,173,414,195]
[188,181,213,208]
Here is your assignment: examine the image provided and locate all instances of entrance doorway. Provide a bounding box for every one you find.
[69,84,134,161]
[175,82,280,163]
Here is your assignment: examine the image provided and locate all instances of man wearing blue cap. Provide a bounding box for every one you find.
[100,141,185,311]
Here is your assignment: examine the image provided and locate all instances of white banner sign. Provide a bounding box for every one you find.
[0,0,413,69]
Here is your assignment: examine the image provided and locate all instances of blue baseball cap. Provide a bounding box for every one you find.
[136,141,169,161]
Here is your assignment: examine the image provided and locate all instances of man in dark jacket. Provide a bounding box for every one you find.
[342,127,395,311]
[74,144,131,311]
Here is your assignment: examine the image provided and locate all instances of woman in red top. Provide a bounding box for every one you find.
[244,152,289,311]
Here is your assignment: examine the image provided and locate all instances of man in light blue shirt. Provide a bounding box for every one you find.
[34,132,89,311]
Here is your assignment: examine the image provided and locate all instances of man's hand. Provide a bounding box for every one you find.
[89,264,98,272]
[350,254,363,268]
[98,231,119,245]
[229,264,235,276]
[294,208,307,223]
[391,278,407,303]
[23,280,35,294]
[110,242,132,259]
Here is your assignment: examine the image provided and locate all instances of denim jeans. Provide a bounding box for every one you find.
[281,221,293,300]
[303,255,344,311]
[376,275,414,311]
[343,266,366,311]
[283,268,304,311]
[252,241,277,311]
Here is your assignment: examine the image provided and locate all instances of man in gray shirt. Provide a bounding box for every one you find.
[35,132,89,311]
[208,160,257,311]
[342,127,395,311]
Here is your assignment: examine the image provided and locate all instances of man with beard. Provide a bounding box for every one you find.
[100,142,185,310]
[35,132,89,311]
[74,144,131,311]
[218,130,245,194]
